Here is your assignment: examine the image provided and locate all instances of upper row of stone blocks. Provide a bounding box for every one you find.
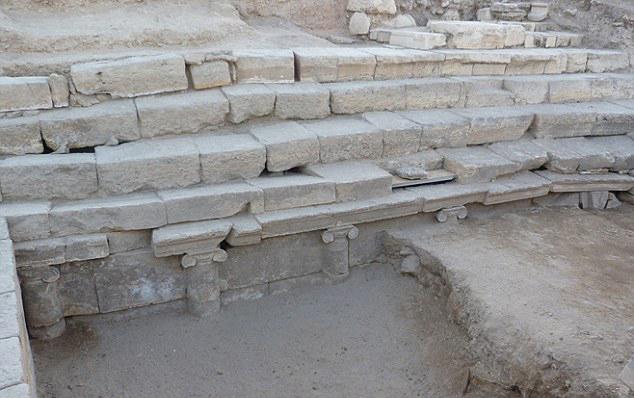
[0,47,630,113]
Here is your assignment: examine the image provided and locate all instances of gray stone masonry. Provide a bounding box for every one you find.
[535,170,634,192]
[221,84,275,124]
[189,60,232,90]
[362,111,422,157]
[437,146,522,183]
[488,139,548,171]
[70,54,188,98]
[0,202,51,242]
[0,76,52,112]
[0,118,43,156]
[293,47,376,83]
[328,80,406,114]
[268,83,331,120]
[484,171,551,205]
[399,109,471,148]
[194,134,266,184]
[302,161,392,202]
[451,106,534,145]
[232,49,295,84]
[249,122,320,173]
[247,174,336,211]
[302,118,384,163]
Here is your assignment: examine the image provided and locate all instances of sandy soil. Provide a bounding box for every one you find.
[32,264,512,398]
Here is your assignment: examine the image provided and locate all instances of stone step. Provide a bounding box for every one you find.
[1,47,628,115]
[2,72,633,155]
[2,101,634,202]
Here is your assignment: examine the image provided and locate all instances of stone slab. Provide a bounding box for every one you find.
[389,30,447,50]
[484,171,551,205]
[328,80,406,114]
[0,337,24,389]
[221,84,275,124]
[399,109,471,148]
[302,118,383,163]
[0,202,51,241]
[437,146,522,183]
[0,76,52,112]
[404,78,463,109]
[136,90,229,138]
[268,83,331,120]
[194,134,266,184]
[488,139,549,171]
[225,215,262,247]
[232,49,295,84]
[250,121,320,172]
[586,135,634,171]
[248,174,336,211]
[0,117,43,156]
[360,47,445,79]
[152,219,232,257]
[407,182,488,212]
[362,111,422,157]
[106,230,152,254]
[71,54,188,98]
[451,106,534,145]
[293,47,376,83]
[535,170,634,192]
[189,60,232,90]
[302,161,392,202]
[0,240,17,295]
[58,261,99,316]
[0,291,20,339]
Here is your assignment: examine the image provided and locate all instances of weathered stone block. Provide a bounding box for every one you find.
[58,261,99,316]
[71,54,188,97]
[437,146,522,183]
[48,73,69,108]
[399,109,471,148]
[548,76,593,103]
[488,139,548,170]
[107,230,152,254]
[535,170,634,192]
[328,80,406,114]
[255,206,336,238]
[13,238,65,267]
[484,171,551,205]
[0,76,52,112]
[49,193,167,236]
[96,137,200,194]
[0,240,17,295]
[349,12,371,35]
[0,117,43,156]
[294,47,376,83]
[225,215,262,247]
[404,78,463,109]
[360,47,444,79]
[65,234,109,263]
[248,174,336,211]
[268,83,330,120]
[0,337,24,389]
[94,249,186,313]
[0,291,20,339]
[250,122,320,172]
[347,0,396,14]
[528,103,595,138]
[503,75,549,104]
[194,134,266,184]
[428,21,510,49]
[533,138,585,173]
[303,161,392,201]
[152,219,232,258]
[408,182,488,212]
[0,153,97,201]
[232,49,295,83]
[302,118,383,162]
[586,135,634,170]
[221,84,275,123]
[136,90,229,138]
[189,60,232,89]
[0,202,50,241]
[40,100,140,151]
[586,50,630,73]
[388,30,447,50]
[157,182,264,224]
[452,106,534,145]
[362,111,422,156]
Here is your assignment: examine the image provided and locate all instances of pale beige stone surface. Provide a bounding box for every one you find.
[0,76,52,112]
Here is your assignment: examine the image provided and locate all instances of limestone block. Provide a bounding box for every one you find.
[189,60,232,89]
[491,2,529,21]
[577,102,634,136]
[302,161,392,201]
[294,47,376,83]
[65,234,109,263]
[471,64,507,76]
[0,291,21,339]
[0,117,43,155]
[268,83,330,120]
[152,219,232,258]
[94,249,186,313]
[465,88,514,107]
[437,146,522,183]
[71,54,188,98]
[586,135,634,170]
[564,50,589,73]
[39,100,140,151]
[225,215,262,247]
[248,174,336,211]
[484,171,551,205]
[107,230,151,254]
[220,231,327,289]
[404,78,463,109]
[548,76,593,103]
[194,134,266,184]
[49,193,167,236]
[532,138,581,173]
[586,50,630,73]
[360,47,444,79]
[504,24,527,47]
[527,103,595,138]
[0,337,24,389]
[535,170,634,192]
[327,190,420,227]
[382,14,416,28]
[0,76,52,112]
[528,2,549,22]
[388,31,447,50]
[13,238,65,267]
[532,32,557,48]
[48,73,69,108]
[255,206,336,239]
[96,137,200,194]
[533,192,580,207]
[590,74,634,100]
[503,76,549,104]
[250,121,320,172]
[452,106,534,145]
[136,90,229,138]
[488,139,548,170]
[347,0,396,14]
[58,260,99,316]
[554,137,616,171]
[579,191,609,209]
[477,8,493,21]
[157,182,264,224]
[407,182,488,212]
[399,109,471,148]
[0,153,98,201]
[427,21,508,49]
[328,80,406,114]
[301,118,383,162]
[379,150,444,173]
[0,240,17,294]
[362,111,422,156]
[0,219,8,241]
[232,49,295,84]
[221,84,275,123]
[369,28,394,43]
[0,202,51,241]
[349,12,371,35]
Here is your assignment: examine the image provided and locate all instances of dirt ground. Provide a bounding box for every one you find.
[32,264,512,398]
[387,204,634,397]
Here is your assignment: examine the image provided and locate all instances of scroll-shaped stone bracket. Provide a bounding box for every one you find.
[18,265,66,339]
[435,205,468,223]
[152,220,233,317]
[320,225,359,282]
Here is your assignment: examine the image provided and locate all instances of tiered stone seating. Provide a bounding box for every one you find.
[1,38,633,348]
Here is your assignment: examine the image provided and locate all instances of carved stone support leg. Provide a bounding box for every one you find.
[181,248,227,317]
[321,225,359,282]
[435,205,468,223]
[18,265,66,339]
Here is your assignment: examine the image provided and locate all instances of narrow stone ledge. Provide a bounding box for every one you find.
[249,121,320,172]
[407,182,489,212]
[0,76,52,113]
[302,118,383,163]
[194,134,266,184]
[294,47,376,83]
[0,202,51,242]
[232,49,295,84]
[484,171,551,205]
[247,174,336,211]
[534,171,634,192]
[302,161,392,202]
[13,233,109,267]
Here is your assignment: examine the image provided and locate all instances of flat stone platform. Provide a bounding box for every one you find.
[31,264,511,398]
[387,205,634,397]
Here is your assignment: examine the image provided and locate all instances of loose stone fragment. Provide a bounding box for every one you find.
[349,12,371,35]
